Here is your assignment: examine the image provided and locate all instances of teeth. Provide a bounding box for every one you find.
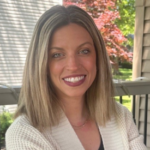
[64,76,84,83]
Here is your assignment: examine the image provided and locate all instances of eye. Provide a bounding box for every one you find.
[52,53,64,58]
[80,49,90,54]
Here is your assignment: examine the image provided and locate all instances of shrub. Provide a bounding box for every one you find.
[0,111,14,147]
[121,62,132,69]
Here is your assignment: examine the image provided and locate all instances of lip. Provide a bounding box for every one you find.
[62,74,86,79]
[62,75,86,87]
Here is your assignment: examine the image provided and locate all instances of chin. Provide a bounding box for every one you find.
[62,90,86,99]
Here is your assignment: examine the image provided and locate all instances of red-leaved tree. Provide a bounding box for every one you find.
[63,0,133,73]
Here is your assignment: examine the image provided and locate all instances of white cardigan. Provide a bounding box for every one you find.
[6,103,147,150]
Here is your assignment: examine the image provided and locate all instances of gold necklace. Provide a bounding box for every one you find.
[71,116,89,129]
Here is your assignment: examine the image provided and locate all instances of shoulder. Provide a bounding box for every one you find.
[7,115,31,128]
[114,102,147,150]
[6,115,32,140]
[6,115,38,139]
[115,102,132,121]
[115,101,130,114]
[114,102,135,131]
[6,115,57,150]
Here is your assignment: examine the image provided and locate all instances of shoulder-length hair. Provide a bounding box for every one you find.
[15,5,116,129]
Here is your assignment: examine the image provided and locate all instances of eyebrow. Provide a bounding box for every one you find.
[49,47,64,51]
[49,42,93,51]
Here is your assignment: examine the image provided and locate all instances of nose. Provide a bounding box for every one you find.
[66,55,80,71]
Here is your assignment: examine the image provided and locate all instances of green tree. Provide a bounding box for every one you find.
[116,0,135,46]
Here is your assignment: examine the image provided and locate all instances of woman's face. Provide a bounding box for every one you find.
[49,23,96,100]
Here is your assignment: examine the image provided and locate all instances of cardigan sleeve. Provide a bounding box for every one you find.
[124,106,147,150]
[5,117,58,150]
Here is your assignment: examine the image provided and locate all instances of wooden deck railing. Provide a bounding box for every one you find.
[115,80,150,146]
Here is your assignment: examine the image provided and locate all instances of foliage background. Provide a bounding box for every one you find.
[0,111,14,147]
[116,0,135,46]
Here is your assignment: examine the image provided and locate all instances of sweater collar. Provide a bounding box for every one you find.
[50,113,125,150]
[98,116,125,150]
[50,113,84,150]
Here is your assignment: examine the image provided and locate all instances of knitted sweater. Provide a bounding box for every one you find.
[6,103,147,150]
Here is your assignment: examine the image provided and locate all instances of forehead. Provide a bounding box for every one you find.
[50,23,94,47]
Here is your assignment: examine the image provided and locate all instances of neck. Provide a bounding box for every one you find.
[59,96,89,126]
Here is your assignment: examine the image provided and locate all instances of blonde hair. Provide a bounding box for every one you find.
[15,5,116,129]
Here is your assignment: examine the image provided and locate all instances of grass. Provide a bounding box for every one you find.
[113,68,132,111]
[113,68,132,81]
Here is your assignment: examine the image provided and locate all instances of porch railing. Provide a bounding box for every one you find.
[115,80,150,146]
[0,80,150,149]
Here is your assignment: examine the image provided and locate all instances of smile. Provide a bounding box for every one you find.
[63,76,85,83]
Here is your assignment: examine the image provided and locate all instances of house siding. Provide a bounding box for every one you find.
[134,0,150,149]
[0,0,62,86]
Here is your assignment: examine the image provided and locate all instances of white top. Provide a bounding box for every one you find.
[6,102,147,150]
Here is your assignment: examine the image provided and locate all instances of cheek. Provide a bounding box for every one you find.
[84,57,96,71]
[49,61,63,77]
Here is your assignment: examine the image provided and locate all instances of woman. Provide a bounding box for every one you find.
[6,5,147,150]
